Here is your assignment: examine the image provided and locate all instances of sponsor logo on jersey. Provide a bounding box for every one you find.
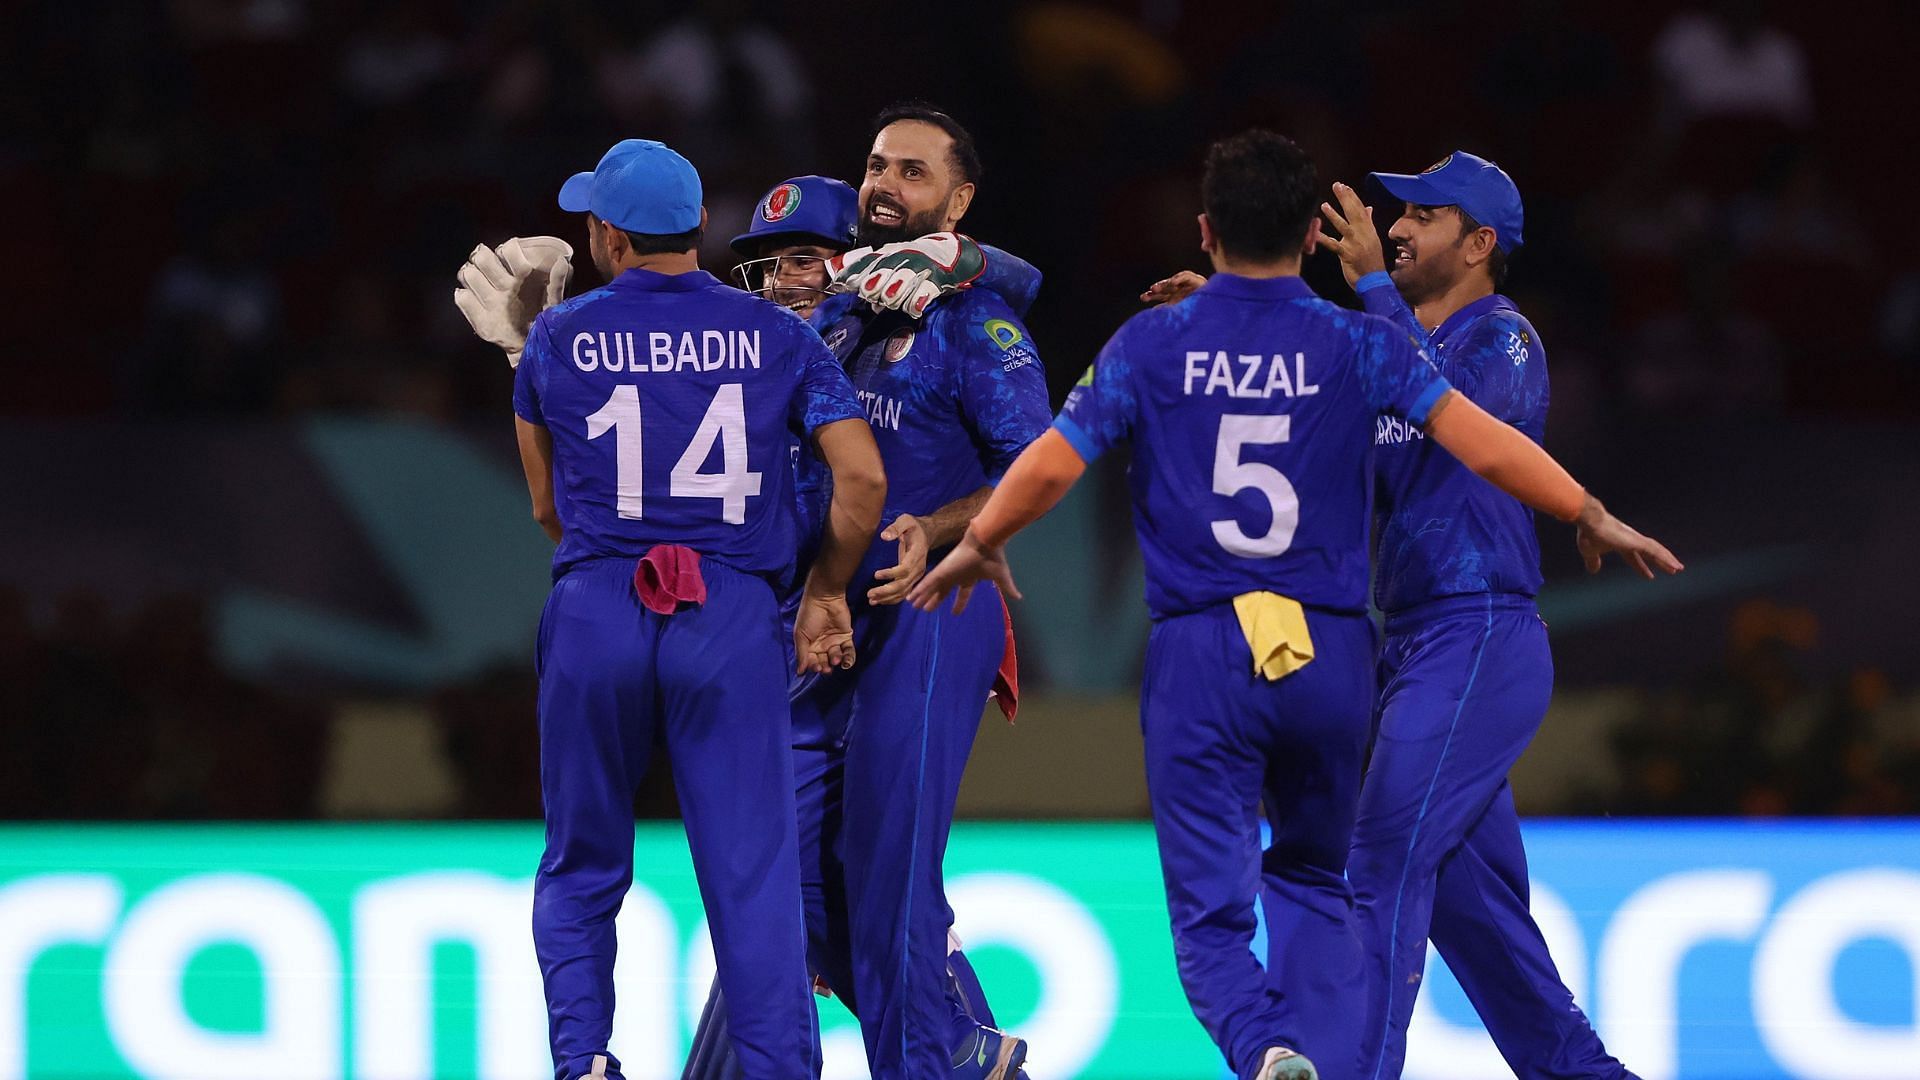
[762,183,801,222]
[824,325,851,353]
[1001,342,1039,373]
[1074,365,1095,387]
[884,329,915,363]
[983,318,1025,350]
[1505,330,1532,366]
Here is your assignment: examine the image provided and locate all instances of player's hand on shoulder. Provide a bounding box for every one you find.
[1573,495,1684,580]
[866,514,929,606]
[453,236,574,368]
[1318,182,1387,288]
[794,588,857,674]
[1140,270,1207,306]
[827,232,986,319]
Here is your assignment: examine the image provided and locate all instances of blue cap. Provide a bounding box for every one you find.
[558,139,703,234]
[1367,151,1524,252]
[730,175,859,254]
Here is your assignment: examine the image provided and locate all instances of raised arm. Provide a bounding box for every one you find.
[1320,182,1426,340]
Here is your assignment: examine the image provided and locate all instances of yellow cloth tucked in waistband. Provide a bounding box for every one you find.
[1232,591,1315,681]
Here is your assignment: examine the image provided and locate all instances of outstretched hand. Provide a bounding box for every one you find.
[905,532,1021,615]
[453,236,574,368]
[1574,496,1685,579]
[1140,270,1207,306]
[1317,182,1387,288]
[866,514,929,605]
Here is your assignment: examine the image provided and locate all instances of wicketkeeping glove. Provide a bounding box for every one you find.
[826,232,986,319]
[453,236,574,368]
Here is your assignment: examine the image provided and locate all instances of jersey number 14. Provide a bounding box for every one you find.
[584,383,764,524]
[1211,413,1299,558]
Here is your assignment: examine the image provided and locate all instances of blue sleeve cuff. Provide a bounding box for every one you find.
[1051,414,1103,464]
[512,400,545,426]
[1406,376,1453,428]
[1355,270,1395,294]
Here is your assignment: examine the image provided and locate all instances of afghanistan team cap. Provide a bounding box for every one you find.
[730,175,860,255]
[1367,151,1525,252]
[558,139,703,235]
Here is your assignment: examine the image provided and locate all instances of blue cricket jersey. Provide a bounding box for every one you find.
[796,284,1053,584]
[1054,273,1451,619]
[1355,272,1548,613]
[513,267,864,582]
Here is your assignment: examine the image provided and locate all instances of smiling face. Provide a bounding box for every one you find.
[858,120,974,246]
[1385,202,1494,306]
[735,239,839,315]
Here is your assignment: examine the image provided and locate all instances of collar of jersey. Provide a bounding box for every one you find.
[608,267,722,293]
[1430,292,1514,344]
[1197,273,1317,301]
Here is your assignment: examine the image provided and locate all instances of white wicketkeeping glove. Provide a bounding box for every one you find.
[453,236,574,368]
[825,233,985,320]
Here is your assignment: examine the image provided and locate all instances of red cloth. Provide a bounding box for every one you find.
[992,606,1020,722]
[633,545,707,615]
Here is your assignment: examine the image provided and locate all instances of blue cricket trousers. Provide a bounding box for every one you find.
[1349,594,1631,1080]
[1140,603,1376,1080]
[533,556,814,1080]
[680,590,1013,1080]
[839,585,1007,1080]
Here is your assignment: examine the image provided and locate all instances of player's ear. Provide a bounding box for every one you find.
[699,206,710,233]
[602,218,630,263]
[1303,216,1324,256]
[946,182,976,226]
[1197,213,1216,255]
[1466,224,1497,269]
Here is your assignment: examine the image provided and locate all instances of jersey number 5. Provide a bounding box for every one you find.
[585,383,764,524]
[1211,413,1298,558]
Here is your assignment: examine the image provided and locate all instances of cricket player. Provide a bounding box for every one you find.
[679,171,1043,1080]
[508,138,887,1080]
[456,162,1039,1078]
[787,104,1051,1080]
[1315,154,1642,1079]
[907,131,1679,1080]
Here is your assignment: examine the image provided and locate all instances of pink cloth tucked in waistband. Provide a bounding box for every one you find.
[633,545,707,615]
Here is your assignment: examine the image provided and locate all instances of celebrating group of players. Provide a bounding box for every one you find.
[453,101,1678,1080]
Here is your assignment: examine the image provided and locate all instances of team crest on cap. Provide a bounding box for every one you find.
[1421,154,1455,174]
[885,329,915,363]
[763,183,802,222]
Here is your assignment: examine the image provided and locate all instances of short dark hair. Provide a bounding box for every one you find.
[1455,208,1510,290]
[624,225,703,256]
[1201,130,1318,262]
[872,101,982,187]
[592,213,703,256]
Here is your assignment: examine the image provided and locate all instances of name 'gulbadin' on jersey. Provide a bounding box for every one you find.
[1053,274,1451,618]
[513,267,864,582]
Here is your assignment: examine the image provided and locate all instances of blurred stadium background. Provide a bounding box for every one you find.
[2,2,1917,1078]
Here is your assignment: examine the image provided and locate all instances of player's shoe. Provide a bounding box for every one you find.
[1257,1045,1318,1080]
[950,1025,1026,1080]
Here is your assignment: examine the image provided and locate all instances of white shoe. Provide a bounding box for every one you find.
[1259,1045,1319,1080]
